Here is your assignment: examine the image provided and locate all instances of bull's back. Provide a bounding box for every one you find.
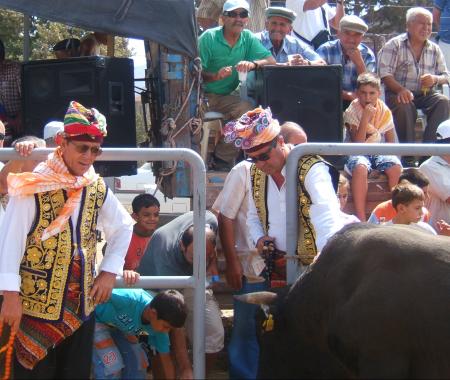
[284,224,450,378]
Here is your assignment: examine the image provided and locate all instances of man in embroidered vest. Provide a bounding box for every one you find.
[0,101,134,378]
[223,107,344,278]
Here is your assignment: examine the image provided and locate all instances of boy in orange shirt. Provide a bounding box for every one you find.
[123,193,160,284]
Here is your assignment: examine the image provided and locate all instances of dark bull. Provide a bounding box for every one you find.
[236,223,450,379]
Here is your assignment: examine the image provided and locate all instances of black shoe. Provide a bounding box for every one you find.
[401,156,419,167]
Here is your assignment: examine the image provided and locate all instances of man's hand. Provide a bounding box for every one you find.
[15,141,40,157]
[216,66,233,81]
[420,74,436,89]
[0,291,22,332]
[90,271,116,304]
[396,88,414,104]
[256,236,275,255]
[436,219,450,236]
[225,257,243,290]
[346,48,364,66]
[235,61,256,73]
[288,54,310,66]
[122,270,140,286]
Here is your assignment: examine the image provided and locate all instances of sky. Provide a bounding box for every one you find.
[129,38,146,80]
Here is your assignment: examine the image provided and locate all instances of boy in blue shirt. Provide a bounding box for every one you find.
[92,288,187,379]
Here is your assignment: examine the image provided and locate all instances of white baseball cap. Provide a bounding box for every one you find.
[43,121,64,140]
[223,0,250,13]
[436,119,450,141]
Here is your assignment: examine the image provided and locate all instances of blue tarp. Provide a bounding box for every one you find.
[0,0,198,58]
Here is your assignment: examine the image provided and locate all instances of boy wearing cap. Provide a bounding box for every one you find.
[255,6,325,65]
[0,101,134,378]
[317,14,376,109]
[419,119,450,228]
[199,0,276,170]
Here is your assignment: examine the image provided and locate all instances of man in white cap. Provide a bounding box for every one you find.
[43,121,64,147]
[255,6,325,65]
[317,14,376,109]
[199,0,276,170]
[419,119,450,229]
[286,0,345,50]
[378,7,450,143]
[197,0,268,33]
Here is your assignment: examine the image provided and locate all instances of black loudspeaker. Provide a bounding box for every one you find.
[255,65,343,143]
[22,56,137,177]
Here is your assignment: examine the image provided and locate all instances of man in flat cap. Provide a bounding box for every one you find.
[255,6,326,65]
[379,7,450,144]
[224,107,343,279]
[199,0,276,170]
[317,14,376,109]
[52,38,80,59]
[0,101,133,378]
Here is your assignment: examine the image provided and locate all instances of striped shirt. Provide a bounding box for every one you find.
[197,0,269,33]
[378,33,450,93]
[316,39,376,92]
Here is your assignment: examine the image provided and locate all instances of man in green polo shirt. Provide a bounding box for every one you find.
[199,0,275,170]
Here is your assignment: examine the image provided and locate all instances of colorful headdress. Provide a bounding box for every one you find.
[223,107,280,150]
[63,101,107,142]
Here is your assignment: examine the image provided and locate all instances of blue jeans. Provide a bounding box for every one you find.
[92,323,149,379]
[228,278,268,379]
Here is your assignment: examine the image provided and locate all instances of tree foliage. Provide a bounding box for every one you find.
[345,0,434,34]
[0,9,132,60]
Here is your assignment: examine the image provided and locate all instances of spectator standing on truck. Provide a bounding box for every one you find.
[433,0,450,68]
[378,7,450,144]
[0,38,22,145]
[285,0,345,50]
[0,101,133,378]
[199,0,276,170]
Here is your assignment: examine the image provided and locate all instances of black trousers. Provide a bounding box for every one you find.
[14,315,95,379]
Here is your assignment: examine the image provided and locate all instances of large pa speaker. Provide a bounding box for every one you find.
[22,56,137,177]
[254,65,343,143]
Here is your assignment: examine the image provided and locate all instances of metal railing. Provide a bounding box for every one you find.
[0,147,207,379]
[286,143,450,285]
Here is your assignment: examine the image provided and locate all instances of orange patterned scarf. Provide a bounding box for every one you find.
[7,147,98,241]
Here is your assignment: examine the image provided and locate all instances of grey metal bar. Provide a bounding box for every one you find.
[286,143,450,285]
[115,276,194,289]
[23,14,31,62]
[0,148,206,379]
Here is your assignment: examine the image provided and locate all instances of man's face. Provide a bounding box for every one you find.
[338,29,364,52]
[266,16,292,44]
[399,199,424,224]
[221,8,249,33]
[246,137,286,176]
[356,84,380,107]
[60,138,101,176]
[407,14,432,42]
[182,238,216,267]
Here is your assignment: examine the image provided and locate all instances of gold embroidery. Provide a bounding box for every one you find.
[250,165,268,235]
[19,178,106,321]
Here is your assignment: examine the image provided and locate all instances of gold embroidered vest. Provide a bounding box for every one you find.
[19,178,106,321]
[250,155,338,265]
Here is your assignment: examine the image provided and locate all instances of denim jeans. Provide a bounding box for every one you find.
[228,278,268,379]
[92,323,148,379]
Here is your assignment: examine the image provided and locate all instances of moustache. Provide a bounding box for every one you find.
[232,22,244,27]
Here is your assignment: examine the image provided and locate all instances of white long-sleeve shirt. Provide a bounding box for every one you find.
[247,161,344,253]
[0,188,133,292]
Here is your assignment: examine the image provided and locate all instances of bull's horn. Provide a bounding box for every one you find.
[234,291,278,305]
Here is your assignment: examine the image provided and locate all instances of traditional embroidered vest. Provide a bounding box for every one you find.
[19,178,106,321]
[250,155,338,265]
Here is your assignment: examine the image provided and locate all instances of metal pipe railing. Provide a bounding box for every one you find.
[286,143,450,285]
[0,147,207,379]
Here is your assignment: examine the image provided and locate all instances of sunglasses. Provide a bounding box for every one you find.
[0,133,4,141]
[245,139,277,163]
[224,10,249,18]
[69,141,102,156]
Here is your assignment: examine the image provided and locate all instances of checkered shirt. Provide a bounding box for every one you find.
[378,33,450,93]
[0,60,21,117]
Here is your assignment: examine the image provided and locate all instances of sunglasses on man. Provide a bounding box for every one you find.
[223,10,249,18]
[245,139,277,163]
[69,140,102,156]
